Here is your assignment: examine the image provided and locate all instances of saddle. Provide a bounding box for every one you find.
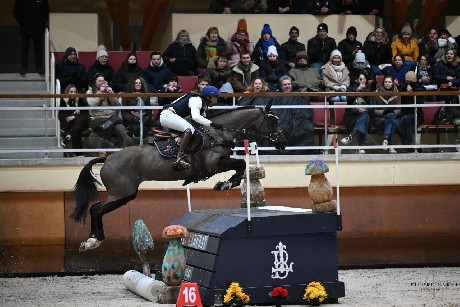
[152,127,203,158]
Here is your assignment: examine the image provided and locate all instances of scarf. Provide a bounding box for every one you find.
[237,61,252,87]
[260,37,274,57]
[204,37,219,61]
[326,61,346,82]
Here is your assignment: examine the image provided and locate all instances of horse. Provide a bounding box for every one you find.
[71,104,286,251]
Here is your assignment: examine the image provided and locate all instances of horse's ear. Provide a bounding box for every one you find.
[265,98,273,113]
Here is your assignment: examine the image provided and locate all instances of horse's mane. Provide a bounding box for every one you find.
[208,105,260,119]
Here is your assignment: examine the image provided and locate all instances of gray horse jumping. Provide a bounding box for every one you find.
[71,104,286,251]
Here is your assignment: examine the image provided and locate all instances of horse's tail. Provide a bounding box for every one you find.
[70,157,106,223]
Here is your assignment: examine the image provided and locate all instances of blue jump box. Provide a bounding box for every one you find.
[170,207,345,305]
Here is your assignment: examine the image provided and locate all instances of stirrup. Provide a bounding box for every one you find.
[174,156,190,169]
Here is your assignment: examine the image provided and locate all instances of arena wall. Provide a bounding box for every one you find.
[1,156,459,274]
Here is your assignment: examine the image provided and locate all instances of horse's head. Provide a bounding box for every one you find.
[260,109,287,151]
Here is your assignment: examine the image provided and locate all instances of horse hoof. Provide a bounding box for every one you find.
[79,237,103,252]
[214,181,232,191]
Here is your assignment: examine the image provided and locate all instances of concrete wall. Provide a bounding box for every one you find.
[49,13,98,52]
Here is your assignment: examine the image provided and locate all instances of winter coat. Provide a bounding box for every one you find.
[195,36,227,69]
[55,58,88,92]
[259,58,288,91]
[391,37,419,62]
[382,64,409,87]
[418,36,439,65]
[13,0,49,37]
[162,41,197,76]
[307,0,337,14]
[86,87,118,120]
[321,61,350,90]
[87,61,116,89]
[288,65,323,92]
[143,58,172,92]
[337,38,363,68]
[252,37,284,67]
[115,63,144,93]
[271,94,315,147]
[58,97,90,132]
[281,39,306,65]
[226,34,254,67]
[307,35,337,64]
[434,56,460,87]
[371,85,401,120]
[231,62,260,93]
[362,32,392,66]
[205,56,232,89]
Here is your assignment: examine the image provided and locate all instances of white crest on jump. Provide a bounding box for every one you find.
[271,241,294,279]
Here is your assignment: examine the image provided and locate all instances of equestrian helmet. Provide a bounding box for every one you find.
[200,85,220,98]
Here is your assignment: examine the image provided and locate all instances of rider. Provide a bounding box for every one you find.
[159,85,223,169]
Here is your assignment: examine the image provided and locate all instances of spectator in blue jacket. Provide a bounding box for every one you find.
[252,23,284,67]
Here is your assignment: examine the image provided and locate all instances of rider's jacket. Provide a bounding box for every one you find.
[165,93,211,126]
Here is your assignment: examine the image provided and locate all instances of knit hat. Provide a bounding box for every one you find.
[267,45,278,56]
[330,49,342,60]
[401,23,412,35]
[237,19,248,34]
[96,45,108,59]
[261,23,272,36]
[296,51,309,61]
[64,47,77,58]
[346,26,357,37]
[317,23,328,33]
[354,50,366,63]
[405,71,417,83]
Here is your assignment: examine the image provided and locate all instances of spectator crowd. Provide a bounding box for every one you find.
[55,1,460,156]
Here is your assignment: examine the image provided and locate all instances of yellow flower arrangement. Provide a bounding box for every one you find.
[223,282,250,305]
[303,281,327,305]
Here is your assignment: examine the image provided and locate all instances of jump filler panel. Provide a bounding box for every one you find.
[170,207,345,305]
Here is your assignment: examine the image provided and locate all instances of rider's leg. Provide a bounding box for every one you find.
[175,128,193,168]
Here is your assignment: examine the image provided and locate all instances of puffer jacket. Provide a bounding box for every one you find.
[195,36,227,69]
[391,37,419,62]
[434,55,460,86]
[307,35,337,64]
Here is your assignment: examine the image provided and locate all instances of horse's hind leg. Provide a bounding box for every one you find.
[79,187,138,252]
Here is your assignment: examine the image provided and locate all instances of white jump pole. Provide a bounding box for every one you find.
[250,142,260,167]
[244,139,251,222]
[334,134,341,215]
[186,184,192,212]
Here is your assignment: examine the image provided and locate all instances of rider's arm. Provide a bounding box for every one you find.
[189,97,212,126]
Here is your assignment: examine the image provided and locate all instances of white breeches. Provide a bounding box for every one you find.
[159,109,195,133]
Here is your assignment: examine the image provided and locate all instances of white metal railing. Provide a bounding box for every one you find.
[45,28,50,92]
[0,96,459,157]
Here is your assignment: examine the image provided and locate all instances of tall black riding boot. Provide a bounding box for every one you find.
[175,129,193,169]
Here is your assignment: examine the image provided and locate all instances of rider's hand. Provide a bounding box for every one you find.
[211,122,224,130]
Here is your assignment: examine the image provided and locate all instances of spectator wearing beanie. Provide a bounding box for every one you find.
[349,50,376,90]
[307,23,337,72]
[281,26,306,70]
[338,26,363,68]
[433,28,458,61]
[321,49,350,102]
[252,23,284,67]
[391,23,419,69]
[259,45,288,91]
[55,46,88,93]
[288,51,323,92]
[307,0,337,14]
[87,45,116,89]
[227,19,254,67]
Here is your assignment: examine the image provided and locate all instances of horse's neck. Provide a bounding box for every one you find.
[217,108,260,131]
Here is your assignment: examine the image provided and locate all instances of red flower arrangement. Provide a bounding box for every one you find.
[269,286,288,299]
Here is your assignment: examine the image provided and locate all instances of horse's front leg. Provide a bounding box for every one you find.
[213,157,246,191]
